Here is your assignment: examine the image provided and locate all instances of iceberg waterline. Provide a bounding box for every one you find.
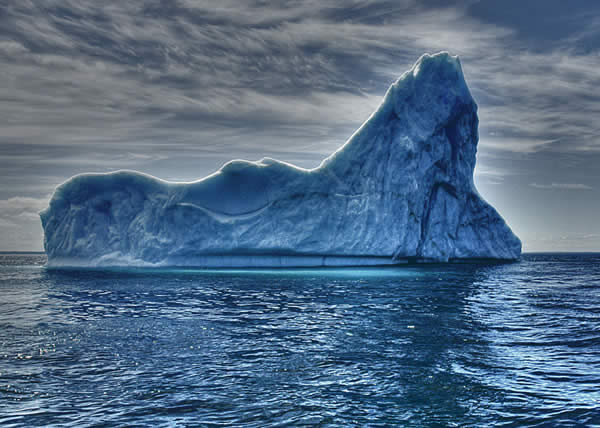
[40,52,521,268]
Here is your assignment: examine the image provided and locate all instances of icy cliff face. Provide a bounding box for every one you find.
[40,52,521,267]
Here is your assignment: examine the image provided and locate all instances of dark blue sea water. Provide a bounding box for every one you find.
[1,254,599,427]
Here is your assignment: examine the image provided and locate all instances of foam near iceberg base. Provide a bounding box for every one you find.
[40,52,521,268]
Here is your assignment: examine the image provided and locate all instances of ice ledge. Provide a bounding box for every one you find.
[45,254,517,269]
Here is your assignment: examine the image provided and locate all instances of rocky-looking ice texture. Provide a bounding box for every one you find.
[40,52,521,267]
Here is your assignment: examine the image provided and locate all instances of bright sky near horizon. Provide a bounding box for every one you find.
[1,0,599,252]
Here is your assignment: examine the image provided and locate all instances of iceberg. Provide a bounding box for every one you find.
[40,52,521,268]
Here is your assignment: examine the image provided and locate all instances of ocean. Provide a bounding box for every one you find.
[1,253,599,426]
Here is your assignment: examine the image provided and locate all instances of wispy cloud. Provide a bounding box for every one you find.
[2,0,599,159]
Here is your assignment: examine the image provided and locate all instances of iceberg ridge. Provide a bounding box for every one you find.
[40,52,521,267]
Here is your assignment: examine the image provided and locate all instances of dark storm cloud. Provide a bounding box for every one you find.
[1,0,599,250]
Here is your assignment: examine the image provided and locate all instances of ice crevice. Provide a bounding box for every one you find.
[175,202,274,223]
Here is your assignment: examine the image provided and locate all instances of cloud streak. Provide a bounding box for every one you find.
[529,182,593,190]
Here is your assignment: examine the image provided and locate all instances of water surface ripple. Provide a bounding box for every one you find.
[1,254,599,426]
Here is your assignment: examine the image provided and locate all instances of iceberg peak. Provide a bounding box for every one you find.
[389,52,473,144]
[41,52,521,268]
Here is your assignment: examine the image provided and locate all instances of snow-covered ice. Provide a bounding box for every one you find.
[40,52,521,267]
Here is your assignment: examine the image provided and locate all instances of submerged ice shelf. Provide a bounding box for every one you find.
[40,52,521,268]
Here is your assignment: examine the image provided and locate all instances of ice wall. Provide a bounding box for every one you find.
[40,52,521,267]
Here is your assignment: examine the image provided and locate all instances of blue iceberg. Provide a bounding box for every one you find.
[40,52,521,267]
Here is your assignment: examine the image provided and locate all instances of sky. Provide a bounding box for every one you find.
[1,0,599,252]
